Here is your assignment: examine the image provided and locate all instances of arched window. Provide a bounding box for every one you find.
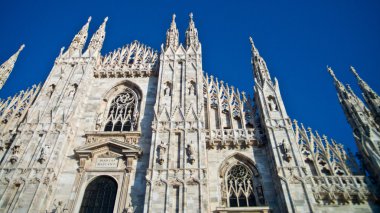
[104,88,139,132]
[80,176,117,213]
[226,164,256,207]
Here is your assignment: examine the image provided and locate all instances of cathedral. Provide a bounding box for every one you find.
[0,14,379,213]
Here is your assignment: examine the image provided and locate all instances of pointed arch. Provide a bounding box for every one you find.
[218,153,265,208]
[99,80,142,132]
[219,152,259,178]
[79,175,118,213]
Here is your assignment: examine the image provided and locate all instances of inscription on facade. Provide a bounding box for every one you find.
[96,158,118,168]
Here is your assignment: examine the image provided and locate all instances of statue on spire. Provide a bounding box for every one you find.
[0,44,25,90]
[87,17,108,55]
[66,17,92,56]
[165,14,179,50]
[185,12,199,49]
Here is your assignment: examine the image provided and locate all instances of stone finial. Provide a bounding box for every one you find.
[350,66,361,81]
[19,44,25,52]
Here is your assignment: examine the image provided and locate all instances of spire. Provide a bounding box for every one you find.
[249,37,271,86]
[0,44,25,90]
[329,67,380,183]
[67,17,92,54]
[327,66,379,142]
[87,17,108,54]
[327,66,345,90]
[165,14,179,50]
[350,66,380,124]
[185,12,199,49]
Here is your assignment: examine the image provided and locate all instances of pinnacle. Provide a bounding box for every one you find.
[172,14,176,21]
[249,36,254,45]
[104,17,109,22]
[350,66,361,81]
[88,16,92,23]
[249,36,259,54]
[19,44,25,51]
[327,66,336,79]
[189,12,193,20]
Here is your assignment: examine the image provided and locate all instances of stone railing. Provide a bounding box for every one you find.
[84,131,141,145]
[307,175,372,204]
[94,64,157,78]
[215,206,270,213]
[205,128,260,148]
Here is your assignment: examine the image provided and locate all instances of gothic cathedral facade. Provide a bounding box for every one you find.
[0,14,379,213]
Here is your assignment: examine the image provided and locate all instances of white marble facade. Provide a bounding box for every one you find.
[0,14,379,213]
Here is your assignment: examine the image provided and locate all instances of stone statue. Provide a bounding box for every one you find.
[95,112,103,130]
[46,84,55,97]
[186,141,195,164]
[188,82,196,95]
[157,141,167,165]
[164,82,171,96]
[66,84,77,97]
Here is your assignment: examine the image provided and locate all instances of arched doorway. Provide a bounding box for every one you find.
[79,176,117,213]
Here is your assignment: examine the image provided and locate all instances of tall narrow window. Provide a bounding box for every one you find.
[226,164,256,207]
[104,88,139,131]
[80,176,117,213]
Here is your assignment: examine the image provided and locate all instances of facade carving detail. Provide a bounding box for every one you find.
[327,66,380,194]
[0,14,378,213]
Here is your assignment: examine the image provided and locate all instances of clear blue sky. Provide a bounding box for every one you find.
[0,0,379,152]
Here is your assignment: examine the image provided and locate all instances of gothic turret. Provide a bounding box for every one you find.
[65,17,91,57]
[86,17,108,56]
[351,66,380,125]
[185,13,199,49]
[327,66,380,185]
[165,14,179,50]
[250,37,271,87]
[0,44,25,90]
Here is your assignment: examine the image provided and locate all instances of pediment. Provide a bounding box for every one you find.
[74,138,142,159]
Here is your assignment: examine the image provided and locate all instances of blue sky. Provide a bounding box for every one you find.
[0,0,379,152]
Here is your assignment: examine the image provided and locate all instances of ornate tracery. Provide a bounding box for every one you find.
[104,88,139,131]
[226,164,256,207]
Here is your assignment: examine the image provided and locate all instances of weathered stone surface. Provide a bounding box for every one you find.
[0,14,378,213]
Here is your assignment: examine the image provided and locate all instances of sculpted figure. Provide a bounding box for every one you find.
[186,141,195,164]
[164,82,171,96]
[157,141,167,165]
[67,84,77,97]
[95,112,103,130]
[46,84,55,97]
